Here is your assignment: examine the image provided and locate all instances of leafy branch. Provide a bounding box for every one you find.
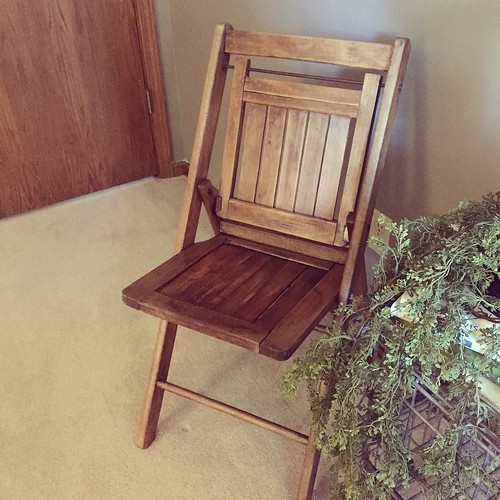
[283,192,500,499]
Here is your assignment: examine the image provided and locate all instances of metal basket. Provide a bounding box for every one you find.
[388,375,500,499]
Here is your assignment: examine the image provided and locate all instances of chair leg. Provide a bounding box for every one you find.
[135,320,178,449]
[351,255,368,297]
[296,381,328,500]
[296,425,321,500]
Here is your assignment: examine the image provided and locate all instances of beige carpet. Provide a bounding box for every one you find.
[0,177,332,499]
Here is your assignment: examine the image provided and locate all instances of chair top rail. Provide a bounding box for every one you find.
[225,29,396,71]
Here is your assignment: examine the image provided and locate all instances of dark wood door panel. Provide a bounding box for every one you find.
[0,0,157,217]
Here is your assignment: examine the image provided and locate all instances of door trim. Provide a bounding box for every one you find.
[133,0,175,178]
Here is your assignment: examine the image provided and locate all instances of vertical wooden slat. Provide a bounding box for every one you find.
[175,23,231,252]
[294,112,330,215]
[335,73,381,245]
[314,116,351,220]
[274,109,308,211]
[218,56,250,217]
[255,106,287,206]
[235,103,267,202]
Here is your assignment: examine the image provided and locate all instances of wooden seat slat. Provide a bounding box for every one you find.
[234,260,306,323]
[255,266,327,332]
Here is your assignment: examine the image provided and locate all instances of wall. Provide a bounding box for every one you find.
[157,0,500,220]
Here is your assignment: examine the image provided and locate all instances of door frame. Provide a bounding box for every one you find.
[133,0,176,178]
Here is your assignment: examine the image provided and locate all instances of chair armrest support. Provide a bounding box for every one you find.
[197,179,221,235]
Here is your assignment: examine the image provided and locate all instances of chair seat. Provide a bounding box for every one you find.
[123,234,343,360]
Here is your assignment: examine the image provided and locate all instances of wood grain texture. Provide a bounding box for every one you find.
[254,106,287,206]
[140,292,268,351]
[225,236,333,270]
[218,57,250,216]
[122,235,226,308]
[314,116,351,219]
[235,103,267,202]
[124,238,342,358]
[226,199,338,245]
[274,109,308,211]
[220,221,348,263]
[158,243,245,300]
[174,23,231,252]
[125,28,410,498]
[135,320,178,448]
[158,381,308,444]
[0,0,157,217]
[255,267,326,332]
[339,38,411,302]
[259,264,344,360]
[192,251,273,309]
[244,78,362,108]
[243,92,359,117]
[197,178,221,235]
[133,0,174,178]
[294,112,330,215]
[335,73,381,245]
[226,30,394,70]
[213,255,288,316]
[233,260,306,323]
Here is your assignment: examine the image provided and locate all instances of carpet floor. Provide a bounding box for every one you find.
[0,177,332,499]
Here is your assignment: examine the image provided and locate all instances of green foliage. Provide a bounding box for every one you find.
[283,193,500,499]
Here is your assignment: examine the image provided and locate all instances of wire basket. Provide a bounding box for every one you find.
[386,375,500,499]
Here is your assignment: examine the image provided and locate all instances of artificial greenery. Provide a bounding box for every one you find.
[283,192,500,499]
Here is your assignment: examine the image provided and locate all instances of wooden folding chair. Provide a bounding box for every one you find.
[123,24,410,499]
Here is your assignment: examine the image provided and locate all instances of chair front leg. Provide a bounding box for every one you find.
[135,320,178,449]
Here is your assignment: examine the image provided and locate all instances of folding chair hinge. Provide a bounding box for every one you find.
[215,196,222,212]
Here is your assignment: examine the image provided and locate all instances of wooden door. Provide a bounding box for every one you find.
[0,0,171,218]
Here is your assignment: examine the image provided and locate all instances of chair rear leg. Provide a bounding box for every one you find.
[296,380,328,499]
[296,424,321,500]
[135,320,178,449]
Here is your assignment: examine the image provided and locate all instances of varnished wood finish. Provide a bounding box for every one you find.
[197,179,221,234]
[254,106,287,206]
[225,236,333,270]
[0,0,171,217]
[226,30,394,70]
[244,78,362,111]
[296,381,329,500]
[124,237,340,360]
[174,24,232,252]
[218,66,381,252]
[339,38,411,302]
[293,112,330,215]
[226,199,338,245]
[274,109,308,211]
[259,264,344,360]
[220,220,348,263]
[218,57,250,217]
[124,24,410,499]
[135,320,178,449]
[133,0,174,178]
[157,382,309,445]
[123,236,226,308]
[335,73,382,244]
[313,116,351,219]
[172,160,190,177]
[235,103,267,202]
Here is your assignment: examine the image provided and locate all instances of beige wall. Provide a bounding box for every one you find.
[156,0,500,220]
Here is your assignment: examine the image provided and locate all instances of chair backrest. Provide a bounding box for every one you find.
[177,25,410,302]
